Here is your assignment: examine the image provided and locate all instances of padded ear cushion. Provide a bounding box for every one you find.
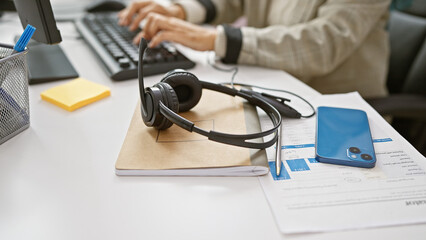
[161,71,202,112]
[162,69,186,79]
[154,82,179,130]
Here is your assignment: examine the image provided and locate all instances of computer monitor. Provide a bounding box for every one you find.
[14,0,61,44]
[10,0,79,84]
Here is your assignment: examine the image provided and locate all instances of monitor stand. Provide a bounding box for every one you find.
[13,38,79,84]
[24,40,79,84]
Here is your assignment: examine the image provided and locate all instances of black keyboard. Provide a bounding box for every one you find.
[75,13,195,81]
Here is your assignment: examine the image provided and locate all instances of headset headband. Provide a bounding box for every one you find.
[138,39,148,118]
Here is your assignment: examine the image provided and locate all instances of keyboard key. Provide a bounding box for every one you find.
[154,53,164,62]
[118,58,130,68]
[112,52,125,60]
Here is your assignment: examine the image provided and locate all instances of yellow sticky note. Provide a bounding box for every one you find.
[41,78,111,111]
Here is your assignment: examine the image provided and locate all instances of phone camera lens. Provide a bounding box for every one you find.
[349,147,361,154]
[361,154,373,160]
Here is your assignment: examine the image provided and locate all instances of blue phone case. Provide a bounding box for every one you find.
[315,106,376,168]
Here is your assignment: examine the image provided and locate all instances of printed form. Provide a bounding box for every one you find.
[257,92,426,234]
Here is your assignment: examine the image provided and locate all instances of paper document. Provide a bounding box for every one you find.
[258,92,426,233]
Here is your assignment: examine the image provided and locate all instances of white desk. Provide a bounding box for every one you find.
[1,13,425,240]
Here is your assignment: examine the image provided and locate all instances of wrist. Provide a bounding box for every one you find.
[207,28,217,51]
[170,4,185,20]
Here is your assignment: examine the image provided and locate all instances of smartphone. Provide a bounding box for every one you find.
[315,106,376,168]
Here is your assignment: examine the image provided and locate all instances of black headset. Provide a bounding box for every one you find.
[138,38,284,149]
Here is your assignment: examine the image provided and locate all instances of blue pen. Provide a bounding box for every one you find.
[12,24,36,54]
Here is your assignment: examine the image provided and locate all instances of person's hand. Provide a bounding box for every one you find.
[118,1,185,31]
[134,13,216,52]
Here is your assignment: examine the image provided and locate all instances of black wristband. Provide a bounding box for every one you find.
[222,24,242,64]
[197,0,216,23]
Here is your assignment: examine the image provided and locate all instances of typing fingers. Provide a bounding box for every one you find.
[142,13,173,40]
[133,13,216,51]
[133,31,144,45]
[129,4,171,31]
[128,6,153,31]
[149,30,215,51]
[132,14,182,45]
[118,1,151,26]
[148,31,186,48]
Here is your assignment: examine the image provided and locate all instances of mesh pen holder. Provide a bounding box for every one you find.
[0,43,29,144]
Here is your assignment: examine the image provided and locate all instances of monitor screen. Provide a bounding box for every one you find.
[13,0,62,44]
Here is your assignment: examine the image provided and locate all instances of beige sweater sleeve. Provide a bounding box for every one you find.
[239,0,390,79]
[174,0,244,24]
[209,0,244,24]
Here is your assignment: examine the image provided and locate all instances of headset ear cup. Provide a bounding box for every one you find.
[155,82,179,130]
[161,71,202,112]
[141,91,154,125]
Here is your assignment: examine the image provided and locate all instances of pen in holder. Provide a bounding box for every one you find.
[0,43,30,144]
